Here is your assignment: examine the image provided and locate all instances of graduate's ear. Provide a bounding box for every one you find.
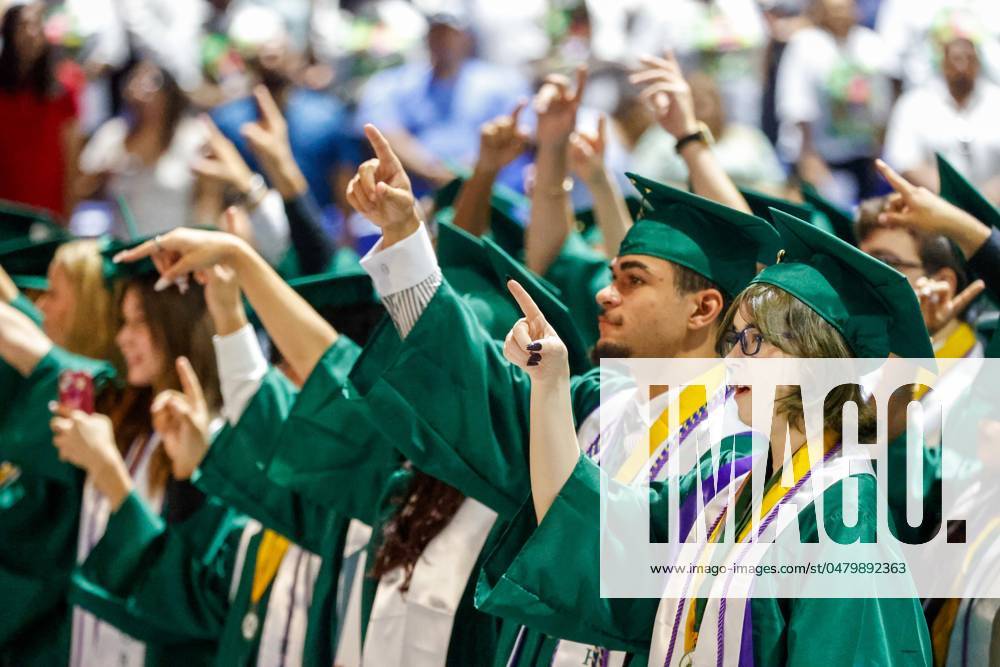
[687,288,725,332]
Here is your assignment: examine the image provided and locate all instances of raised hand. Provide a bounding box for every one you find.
[151,357,211,481]
[875,159,992,260]
[50,403,132,506]
[240,85,307,198]
[568,113,608,184]
[112,227,246,290]
[915,276,986,335]
[192,115,258,196]
[630,51,698,140]
[477,100,530,174]
[503,279,567,383]
[534,66,588,147]
[345,125,420,244]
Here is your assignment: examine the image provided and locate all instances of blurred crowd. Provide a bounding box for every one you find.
[3,0,1000,261]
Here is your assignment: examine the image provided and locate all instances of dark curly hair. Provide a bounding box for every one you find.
[370,467,466,592]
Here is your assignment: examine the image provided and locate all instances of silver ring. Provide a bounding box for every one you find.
[153,235,163,252]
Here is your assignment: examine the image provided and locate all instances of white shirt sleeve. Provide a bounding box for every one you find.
[359,223,442,338]
[248,189,292,267]
[213,324,269,425]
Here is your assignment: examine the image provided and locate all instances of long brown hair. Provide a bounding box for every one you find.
[370,467,467,592]
[99,275,220,494]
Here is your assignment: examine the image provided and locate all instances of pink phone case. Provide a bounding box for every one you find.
[58,370,95,414]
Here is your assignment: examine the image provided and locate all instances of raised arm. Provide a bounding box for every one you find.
[568,114,633,255]
[452,102,529,237]
[241,85,334,273]
[503,280,578,521]
[0,300,53,377]
[631,52,752,214]
[524,67,588,275]
[112,217,336,383]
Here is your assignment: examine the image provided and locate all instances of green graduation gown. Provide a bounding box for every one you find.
[478,448,932,666]
[0,342,117,666]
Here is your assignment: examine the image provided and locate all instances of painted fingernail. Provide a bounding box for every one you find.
[154,277,171,292]
[527,360,539,367]
[526,342,542,351]
[528,353,541,363]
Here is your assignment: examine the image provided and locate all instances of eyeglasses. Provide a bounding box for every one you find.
[721,326,765,356]
[721,325,793,356]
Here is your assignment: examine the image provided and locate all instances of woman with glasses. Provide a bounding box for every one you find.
[476,200,934,665]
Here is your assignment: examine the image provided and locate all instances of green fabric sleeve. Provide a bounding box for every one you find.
[69,491,244,646]
[358,281,535,519]
[0,346,115,483]
[267,330,401,525]
[475,455,660,654]
[9,292,43,324]
[196,367,332,553]
[475,434,754,654]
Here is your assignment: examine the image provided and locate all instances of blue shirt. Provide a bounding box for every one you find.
[211,88,360,207]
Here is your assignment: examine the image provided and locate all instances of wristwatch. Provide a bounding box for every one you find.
[237,173,268,210]
[674,121,715,154]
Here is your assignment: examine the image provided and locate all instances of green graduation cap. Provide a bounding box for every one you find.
[0,234,67,278]
[436,220,523,342]
[286,269,377,310]
[11,275,50,292]
[431,174,530,258]
[622,173,782,298]
[0,200,65,245]
[800,182,857,246]
[738,185,843,240]
[752,208,934,359]
[937,153,1000,231]
[481,234,592,375]
[574,195,644,247]
[100,237,158,284]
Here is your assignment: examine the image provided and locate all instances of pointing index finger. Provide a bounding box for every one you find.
[113,238,159,264]
[875,159,915,199]
[507,279,545,325]
[364,124,402,172]
[252,84,283,128]
[176,356,206,411]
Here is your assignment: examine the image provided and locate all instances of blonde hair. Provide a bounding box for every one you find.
[50,240,121,368]
[719,282,875,437]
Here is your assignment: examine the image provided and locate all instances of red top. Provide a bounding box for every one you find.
[0,78,78,220]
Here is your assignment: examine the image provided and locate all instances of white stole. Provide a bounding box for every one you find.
[334,519,373,667]
[362,497,498,667]
[72,435,163,667]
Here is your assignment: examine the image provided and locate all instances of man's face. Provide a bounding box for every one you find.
[943,38,980,92]
[427,23,471,73]
[859,227,925,286]
[592,255,697,360]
